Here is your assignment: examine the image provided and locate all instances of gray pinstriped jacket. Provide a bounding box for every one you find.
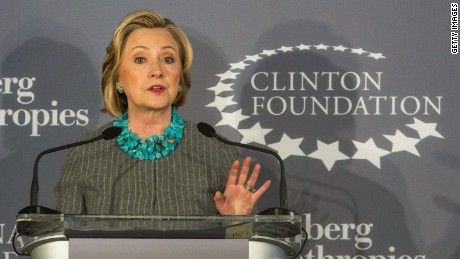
[55,120,238,216]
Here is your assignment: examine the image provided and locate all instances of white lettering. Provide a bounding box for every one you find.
[76,109,89,126]
[400,96,420,115]
[250,72,383,92]
[17,77,35,104]
[423,96,442,114]
[0,77,35,104]
[304,214,373,251]
[0,106,90,136]
[251,95,443,116]
[304,245,426,259]
[0,77,90,136]
[251,72,270,91]
[341,72,361,91]
[252,97,265,115]
[267,96,286,115]
[333,96,353,115]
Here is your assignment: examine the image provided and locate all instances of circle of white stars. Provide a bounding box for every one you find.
[205,43,443,172]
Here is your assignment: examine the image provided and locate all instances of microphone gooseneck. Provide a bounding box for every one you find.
[197,122,294,216]
[18,126,122,215]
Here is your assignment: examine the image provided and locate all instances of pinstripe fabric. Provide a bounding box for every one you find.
[54,120,238,215]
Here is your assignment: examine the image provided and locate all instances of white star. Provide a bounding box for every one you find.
[350,48,367,55]
[406,118,444,139]
[229,61,250,70]
[278,46,294,52]
[368,52,386,60]
[308,140,349,171]
[261,49,278,56]
[296,44,312,50]
[268,133,305,160]
[215,109,250,129]
[352,138,390,169]
[332,45,348,52]
[216,70,240,81]
[244,54,262,62]
[238,122,273,145]
[384,130,421,156]
[207,82,234,95]
[205,95,237,111]
[314,44,330,50]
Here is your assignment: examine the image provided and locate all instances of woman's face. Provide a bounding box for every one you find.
[118,28,182,114]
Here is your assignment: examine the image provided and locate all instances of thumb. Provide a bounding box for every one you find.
[214,191,224,204]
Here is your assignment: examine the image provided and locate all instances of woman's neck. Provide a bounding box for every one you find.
[126,108,172,138]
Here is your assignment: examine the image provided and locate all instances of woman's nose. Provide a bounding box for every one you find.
[149,62,163,78]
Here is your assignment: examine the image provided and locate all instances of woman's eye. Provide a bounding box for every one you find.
[134,57,145,64]
[164,57,174,64]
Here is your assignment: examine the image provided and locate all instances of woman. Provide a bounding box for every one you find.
[55,9,271,216]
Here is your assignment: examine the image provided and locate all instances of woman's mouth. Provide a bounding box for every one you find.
[147,84,165,94]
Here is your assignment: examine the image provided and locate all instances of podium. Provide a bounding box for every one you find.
[16,213,302,259]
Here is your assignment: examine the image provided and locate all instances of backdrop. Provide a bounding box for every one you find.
[1,1,459,258]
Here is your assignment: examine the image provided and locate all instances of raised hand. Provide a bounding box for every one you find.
[214,156,271,215]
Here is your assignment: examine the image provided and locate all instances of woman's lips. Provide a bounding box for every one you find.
[147,84,165,94]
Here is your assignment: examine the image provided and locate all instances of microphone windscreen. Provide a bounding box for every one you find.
[197,122,216,138]
[102,126,122,140]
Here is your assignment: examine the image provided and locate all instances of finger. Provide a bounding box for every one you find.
[252,180,271,201]
[237,156,252,185]
[226,160,240,186]
[214,191,224,204]
[245,162,261,188]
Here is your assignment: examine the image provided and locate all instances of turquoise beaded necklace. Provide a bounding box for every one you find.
[113,108,184,160]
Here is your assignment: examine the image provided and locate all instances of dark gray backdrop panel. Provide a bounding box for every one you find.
[1,1,459,258]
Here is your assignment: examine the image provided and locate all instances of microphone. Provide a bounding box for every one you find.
[197,122,296,216]
[18,126,122,214]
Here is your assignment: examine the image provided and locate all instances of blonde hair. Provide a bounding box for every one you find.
[101,9,193,116]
